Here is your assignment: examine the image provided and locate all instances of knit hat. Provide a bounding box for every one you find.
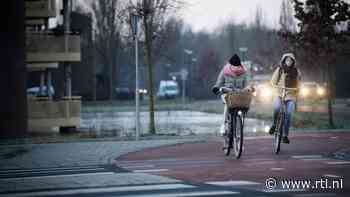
[229,54,242,66]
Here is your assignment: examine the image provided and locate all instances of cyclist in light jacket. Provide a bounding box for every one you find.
[212,54,251,135]
[269,53,301,144]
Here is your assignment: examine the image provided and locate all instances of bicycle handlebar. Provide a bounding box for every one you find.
[272,85,298,91]
[212,85,254,95]
[219,87,254,94]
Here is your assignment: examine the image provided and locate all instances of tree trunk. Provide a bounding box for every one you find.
[109,66,113,101]
[0,0,27,138]
[144,16,156,134]
[108,40,114,101]
[327,65,335,128]
[92,48,97,101]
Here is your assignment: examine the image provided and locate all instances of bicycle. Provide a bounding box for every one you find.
[218,87,253,159]
[271,85,298,154]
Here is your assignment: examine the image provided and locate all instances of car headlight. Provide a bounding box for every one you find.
[317,87,325,96]
[301,88,309,97]
[261,88,272,98]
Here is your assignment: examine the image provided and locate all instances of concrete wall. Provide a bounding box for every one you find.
[28,98,81,132]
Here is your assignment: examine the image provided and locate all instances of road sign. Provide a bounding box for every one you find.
[180,69,188,81]
[131,14,139,37]
[239,47,248,52]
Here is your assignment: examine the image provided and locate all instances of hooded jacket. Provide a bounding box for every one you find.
[271,53,301,101]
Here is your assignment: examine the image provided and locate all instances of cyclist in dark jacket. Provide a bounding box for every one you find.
[269,53,301,144]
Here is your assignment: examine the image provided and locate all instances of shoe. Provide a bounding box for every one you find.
[282,136,290,144]
[269,126,276,135]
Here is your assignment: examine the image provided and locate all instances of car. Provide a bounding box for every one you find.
[253,82,274,103]
[250,74,274,103]
[115,88,147,100]
[115,88,134,100]
[27,86,55,97]
[299,82,326,101]
[156,80,179,99]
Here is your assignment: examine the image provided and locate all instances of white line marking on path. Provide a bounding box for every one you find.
[0,184,196,197]
[301,158,329,161]
[1,172,115,181]
[122,165,155,169]
[0,165,103,173]
[206,180,261,186]
[0,168,106,176]
[263,189,306,193]
[323,174,342,178]
[133,169,169,173]
[292,155,323,159]
[294,193,337,197]
[326,161,350,165]
[118,191,239,197]
[271,168,285,171]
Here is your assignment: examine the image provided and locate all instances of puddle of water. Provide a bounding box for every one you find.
[80,111,271,136]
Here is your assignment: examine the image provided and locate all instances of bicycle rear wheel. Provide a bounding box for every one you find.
[274,112,284,154]
[223,113,234,156]
[234,114,244,159]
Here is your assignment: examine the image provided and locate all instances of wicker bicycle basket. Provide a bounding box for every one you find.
[225,91,252,108]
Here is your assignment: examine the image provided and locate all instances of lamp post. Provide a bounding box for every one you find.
[180,68,188,104]
[239,47,252,78]
[184,49,193,102]
[131,13,140,141]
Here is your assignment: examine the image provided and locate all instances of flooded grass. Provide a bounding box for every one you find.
[1,147,30,159]
[82,99,350,133]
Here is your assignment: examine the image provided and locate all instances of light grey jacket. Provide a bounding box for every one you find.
[215,66,249,90]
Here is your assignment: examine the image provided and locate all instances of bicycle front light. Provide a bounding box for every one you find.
[261,88,272,98]
[265,126,270,133]
[301,88,309,97]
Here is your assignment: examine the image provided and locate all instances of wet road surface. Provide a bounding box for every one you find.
[116,132,350,196]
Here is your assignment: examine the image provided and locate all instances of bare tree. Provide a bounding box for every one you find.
[129,0,183,134]
[92,0,126,100]
[279,0,297,52]
[280,0,296,33]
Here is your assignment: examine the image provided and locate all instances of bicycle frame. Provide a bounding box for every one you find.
[273,85,298,154]
[219,86,252,158]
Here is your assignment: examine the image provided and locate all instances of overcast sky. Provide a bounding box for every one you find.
[76,0,284,32]
[180,0,283,32]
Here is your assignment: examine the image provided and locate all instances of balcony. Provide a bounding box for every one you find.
[25,0,58,18]
[26,32,81,63]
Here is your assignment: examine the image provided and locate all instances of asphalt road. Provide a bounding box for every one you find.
[116,132,350,197]
[1,133,349,197]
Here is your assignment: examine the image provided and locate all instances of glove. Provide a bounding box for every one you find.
[212,86,220,95]
[250,86,255,93]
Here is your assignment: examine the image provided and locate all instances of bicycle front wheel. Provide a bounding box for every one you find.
[274,112,284,154]
[234,114,244,159]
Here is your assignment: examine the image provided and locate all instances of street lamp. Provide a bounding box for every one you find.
[180,68,188,104]
[183,49,194,102]
[239,47,253,79]
[239,47,248,62]
[131,13,140,141]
